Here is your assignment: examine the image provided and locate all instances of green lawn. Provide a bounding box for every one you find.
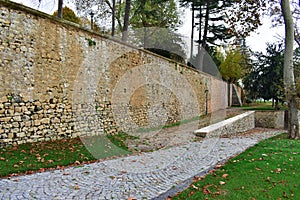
[0,133,134,177]
[173,133,300,199]
[236,102,288,111]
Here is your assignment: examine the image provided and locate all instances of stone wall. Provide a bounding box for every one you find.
[0,0,229,146]
[194,111,255,138]
[255,111,286,129]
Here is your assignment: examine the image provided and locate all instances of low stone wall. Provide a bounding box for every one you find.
[194,111,255,138]
[255,111,286,129]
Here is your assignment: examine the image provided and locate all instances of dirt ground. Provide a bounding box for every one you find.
[125,108,245,152]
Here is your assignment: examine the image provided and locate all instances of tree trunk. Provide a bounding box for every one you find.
[122,0,131,42]
[190,3,195,60]
[111,0,116,36]
[281,0,299,139]
[202,1,210,48]
[58,0,63,18]
[197,2,209,71]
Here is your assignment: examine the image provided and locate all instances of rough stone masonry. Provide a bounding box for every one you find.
[0,0,229,146]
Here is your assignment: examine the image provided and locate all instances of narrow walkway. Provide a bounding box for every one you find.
[0,128,283,200]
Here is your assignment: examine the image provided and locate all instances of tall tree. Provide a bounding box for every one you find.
[34,0,63,18]
[244,43,284,108]
[227,0,299,139]
[219,49,248,84]
[75,0,120,36]
[122,0,131,41]
[129,0,180,48]
[281,0,299,139]
[180,0,235,69]
[53,6,80,24]
[226,0,266,37]
[57,0,63,18]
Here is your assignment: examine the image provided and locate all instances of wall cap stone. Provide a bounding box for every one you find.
[194,111,255,137]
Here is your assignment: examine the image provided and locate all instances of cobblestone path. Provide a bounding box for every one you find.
[0,129,282,200]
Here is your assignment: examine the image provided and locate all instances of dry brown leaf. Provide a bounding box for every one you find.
[74,183,80,190]
[127,197,136,200]
[203,188,211,195]
[215,165,222,169]
[74,160,81,165]
[222,174,229,178]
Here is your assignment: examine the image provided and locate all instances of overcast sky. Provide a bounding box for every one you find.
[12,0,285,54]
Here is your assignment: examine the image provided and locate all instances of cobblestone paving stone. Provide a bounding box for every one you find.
[0,129,283,200]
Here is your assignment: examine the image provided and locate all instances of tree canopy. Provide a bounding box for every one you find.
[53,6,80,24]
[244,43,284,106]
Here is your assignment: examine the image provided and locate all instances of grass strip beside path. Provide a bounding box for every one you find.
[0,133,133,177]
[173,133,300,199]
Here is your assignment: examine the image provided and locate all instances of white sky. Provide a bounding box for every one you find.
[12,0,285,53]
[178,7,286,53]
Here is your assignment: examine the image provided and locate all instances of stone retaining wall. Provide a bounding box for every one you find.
[255,111,286,129]
[0,0,229,146]
[194,111,255,138]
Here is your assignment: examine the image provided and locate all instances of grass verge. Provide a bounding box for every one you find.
[0,132,135,177]
[173,133,300,199]
[236,102,288,111]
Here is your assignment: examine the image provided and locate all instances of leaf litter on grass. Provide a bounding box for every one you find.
[173,133,300,200]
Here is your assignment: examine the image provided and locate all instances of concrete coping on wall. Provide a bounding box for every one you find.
[194,111,255,138]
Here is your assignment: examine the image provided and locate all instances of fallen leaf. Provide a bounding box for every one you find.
[193,176,202,181]
[255,167,261,171]
[74,183,80,190]
[276,168,282,173]
[222,174,229,178]
[0,157,5,161]
[74,160,80,165]
[192,184,199,190]
[203,188,211,195]
[13,178,19,182]
[127,197,136,200]
[215,165,222,169]
[283,191,287,198]
[38,168,45,173]
[219,181,226,185]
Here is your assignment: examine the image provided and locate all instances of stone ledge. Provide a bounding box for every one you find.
[194,111,255,138]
